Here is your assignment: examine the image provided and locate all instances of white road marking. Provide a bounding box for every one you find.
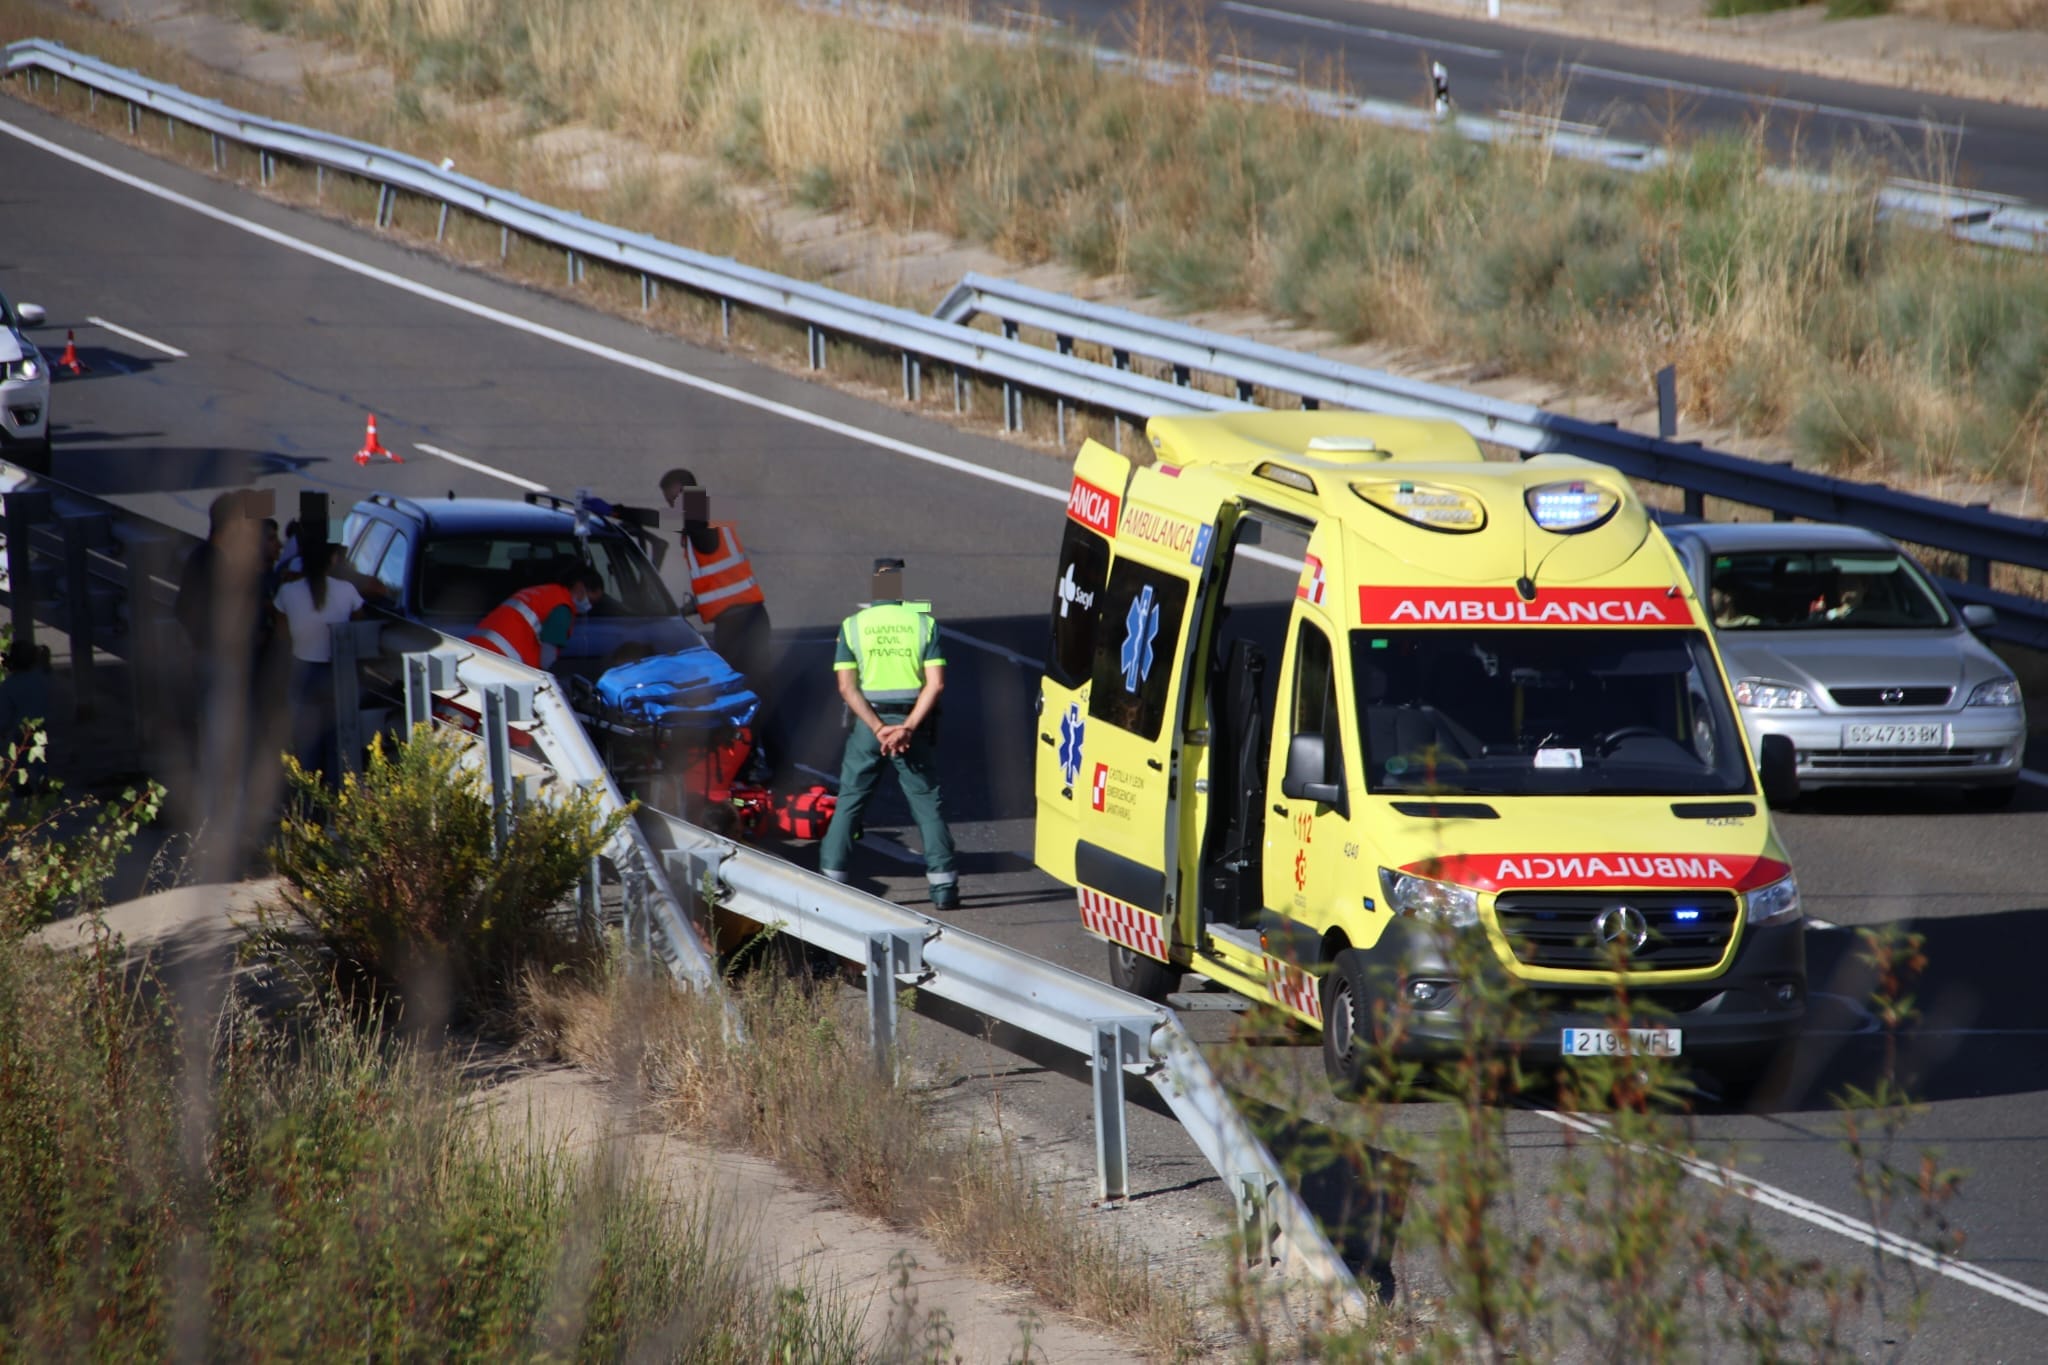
[1220,53,1297,77]
[1220,1,1503,59]
[23,113,2046,1315]
[1538,1107,2048,1318]
[2020,769,2048,789]
[413,441,550,492]
[0,116,1073,511]
[86,314,186,357]
[1567,62,1968,138]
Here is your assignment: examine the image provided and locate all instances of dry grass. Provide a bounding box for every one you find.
[12,0,2048,494]
[522,961,1207,1362]
[1904,0,2048,27]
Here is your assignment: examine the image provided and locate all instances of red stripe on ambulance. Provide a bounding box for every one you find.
[1067,476,1121,536]
[1359,586,1694,627]
[1078,887,1168,960]
[1403,852,1791,893]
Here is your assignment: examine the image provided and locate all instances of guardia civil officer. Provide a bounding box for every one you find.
[819,559,959,909]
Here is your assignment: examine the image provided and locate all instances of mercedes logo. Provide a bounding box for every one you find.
[1880,687,1906,705]
[1596,905,1650,953]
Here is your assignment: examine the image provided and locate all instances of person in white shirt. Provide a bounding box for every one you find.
[273,541,364,782]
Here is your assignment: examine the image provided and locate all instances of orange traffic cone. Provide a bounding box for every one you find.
[354,413,401,465]
[55,329,88,376]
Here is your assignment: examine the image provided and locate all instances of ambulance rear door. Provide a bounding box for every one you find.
[1034,441,1130,884]
[1074,469,1227,959]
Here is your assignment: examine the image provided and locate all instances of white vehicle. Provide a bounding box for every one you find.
[0,288,51,475]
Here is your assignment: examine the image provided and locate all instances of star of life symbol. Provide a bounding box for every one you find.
[1121,585,1160,693]
[1294,847,1309,891]
[1058,563,1095,618]
[1057,703,1086,785]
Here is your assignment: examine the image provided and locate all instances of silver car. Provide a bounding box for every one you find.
[1666,522,2027,807]
[0,288,51,474]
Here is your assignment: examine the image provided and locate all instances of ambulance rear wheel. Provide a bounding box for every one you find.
[1321,950,1373,1096]
[1107,942,1178,1001]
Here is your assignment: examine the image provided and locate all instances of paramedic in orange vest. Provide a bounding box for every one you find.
[660,468,772,695]
[466,569,605,669]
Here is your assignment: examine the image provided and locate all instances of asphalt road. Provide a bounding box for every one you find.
[984,0,2048,202]
[7,92,2048,1354]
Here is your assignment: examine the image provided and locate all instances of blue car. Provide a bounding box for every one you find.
[338,491,705,681]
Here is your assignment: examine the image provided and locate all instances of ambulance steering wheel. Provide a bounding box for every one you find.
[1595,725,1664,754]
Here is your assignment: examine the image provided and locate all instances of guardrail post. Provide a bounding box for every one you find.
[807,325,826,370]
[499,225,509,261]
[376,185,392,228]
[865,929,927,1080]
[330,620,380,779]
[952,371,965,413]
[402,649,459,733]
[60,514,107,715]
[1301,396,1320,411]
[1092,1018,1151,1204]
[1172,363,1191,387]
[720,298,732,338]
[1237,1174,1284,1269]
[578,852,603,944]
[3,489,52,654]
[1683,488,1705,518]
[624,860,651,967]
[1656,364,1678,440]
[901,353,921,403]
[127,100,138,134]
[566,249,578,286]
[435,202,448,240]
[210,132,222,170]
[483,682,513,855]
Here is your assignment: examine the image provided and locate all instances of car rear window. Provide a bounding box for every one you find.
[419,533,676,620]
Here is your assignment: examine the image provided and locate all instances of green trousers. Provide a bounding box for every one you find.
[820,716,956,884]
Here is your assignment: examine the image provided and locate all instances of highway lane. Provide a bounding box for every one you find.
[8,92,2048,1350]
[970,0,2048,201]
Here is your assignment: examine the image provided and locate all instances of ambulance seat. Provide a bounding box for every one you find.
[1361,663,1481,786]
[1203,637,1270,927]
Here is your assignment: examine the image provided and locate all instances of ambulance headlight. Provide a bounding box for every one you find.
[1747,873,1802,927]
[1380,868,1480,930]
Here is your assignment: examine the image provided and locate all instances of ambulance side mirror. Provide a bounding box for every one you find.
[1281,733,1343,806]
[1758,734,1799,807]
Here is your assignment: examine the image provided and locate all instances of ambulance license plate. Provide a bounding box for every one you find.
[1843,723,1947,748]
[1560,1028,1682,1058]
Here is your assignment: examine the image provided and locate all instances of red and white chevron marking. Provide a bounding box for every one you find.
[1263,955,1323,1023]
[1078,887,1168,961]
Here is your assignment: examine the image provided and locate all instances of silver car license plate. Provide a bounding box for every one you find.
[1843,722,1948,748]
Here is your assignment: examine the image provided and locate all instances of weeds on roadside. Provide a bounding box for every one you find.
[1210,895,1950,1361]
[1,715,164,938]
[259,726,626,1025]
[525,955,1205,1360]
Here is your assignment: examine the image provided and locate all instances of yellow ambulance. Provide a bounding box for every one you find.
[1034,411,1806,1091]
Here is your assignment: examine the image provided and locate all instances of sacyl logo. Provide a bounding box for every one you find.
[1058,563,1095,618]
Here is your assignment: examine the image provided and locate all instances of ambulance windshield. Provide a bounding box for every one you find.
[1351,629,1752,797]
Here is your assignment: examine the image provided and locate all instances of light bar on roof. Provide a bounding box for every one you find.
[1353,480,1485,533]
[1526,480,1619,533]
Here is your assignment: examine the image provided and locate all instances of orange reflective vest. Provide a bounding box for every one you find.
[683,522,765,622]
[467,584,576,667]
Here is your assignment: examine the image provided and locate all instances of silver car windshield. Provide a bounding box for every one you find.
[1707,550,1951,631]
[1352,629,1753,797]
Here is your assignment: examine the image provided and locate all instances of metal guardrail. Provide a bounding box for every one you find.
[0,466,1366,1304]
[636,805,1368,1303]
[1,39,1244,444]
[935,273,2048,651]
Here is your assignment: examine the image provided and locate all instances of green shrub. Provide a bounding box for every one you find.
[264,727,626,1020]
[1,714,162,940]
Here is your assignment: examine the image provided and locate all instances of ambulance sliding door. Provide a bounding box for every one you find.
[1034,442,1129,884]
[1074,483,1222,957]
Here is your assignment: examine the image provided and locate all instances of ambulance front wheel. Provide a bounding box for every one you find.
[1321,950,1374,1096]
[1107,942,1178,1001]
